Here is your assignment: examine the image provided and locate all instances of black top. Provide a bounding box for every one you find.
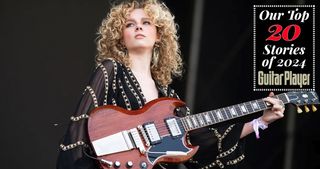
[56,59,245,169]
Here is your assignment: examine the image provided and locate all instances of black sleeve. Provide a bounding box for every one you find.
[56,60,115,169]
[184,123,245,169]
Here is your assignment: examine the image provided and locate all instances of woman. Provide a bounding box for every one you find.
[56,0,285,169]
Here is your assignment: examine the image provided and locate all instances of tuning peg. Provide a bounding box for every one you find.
[312,105,317,112]
[297,106,303,113]
[304,105,310,113]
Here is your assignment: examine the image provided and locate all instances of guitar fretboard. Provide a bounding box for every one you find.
[179,93,289,131]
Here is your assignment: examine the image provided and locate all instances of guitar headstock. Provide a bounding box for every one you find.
[286,91,319,113]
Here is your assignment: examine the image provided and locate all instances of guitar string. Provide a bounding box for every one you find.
[151,106,262,129]
[115,97,280,135]
[144,105,271,133]
[147,111,248,131]
[117,98,290,143]
[152,99,271,131]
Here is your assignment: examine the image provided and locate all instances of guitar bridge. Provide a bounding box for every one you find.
[129,128,146,153]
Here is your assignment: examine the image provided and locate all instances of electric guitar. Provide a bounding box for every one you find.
[88,91,319,169]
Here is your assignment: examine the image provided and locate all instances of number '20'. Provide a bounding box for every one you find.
[266,24,301,42]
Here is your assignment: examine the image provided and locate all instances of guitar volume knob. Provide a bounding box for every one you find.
[140,161,147,169]
[126,161,133,168]
[114,161,121,168]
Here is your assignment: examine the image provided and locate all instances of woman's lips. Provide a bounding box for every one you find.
[135,34,146,39]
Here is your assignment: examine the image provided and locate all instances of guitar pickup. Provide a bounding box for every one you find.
[143,122,161,145]
[165,117,182,138]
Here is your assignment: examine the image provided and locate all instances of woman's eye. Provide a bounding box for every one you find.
[126,23,135,27]
[143,21,151,25]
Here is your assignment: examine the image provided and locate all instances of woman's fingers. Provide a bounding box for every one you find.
[263,97,285,116]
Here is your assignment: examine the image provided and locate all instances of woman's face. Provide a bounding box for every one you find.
[123,8,159,52]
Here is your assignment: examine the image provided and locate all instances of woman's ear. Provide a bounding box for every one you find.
[120,39,126,46]
[119,39,127,50]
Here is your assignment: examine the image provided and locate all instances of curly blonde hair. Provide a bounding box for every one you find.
[96,0,183,86]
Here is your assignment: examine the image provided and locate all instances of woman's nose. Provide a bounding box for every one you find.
[135,26,142,31]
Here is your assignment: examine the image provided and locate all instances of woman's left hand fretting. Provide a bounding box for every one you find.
[261,92,285,125]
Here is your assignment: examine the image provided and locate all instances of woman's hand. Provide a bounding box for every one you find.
[261,92,285,125]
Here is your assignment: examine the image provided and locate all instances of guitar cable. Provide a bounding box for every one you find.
[82,146,113,167]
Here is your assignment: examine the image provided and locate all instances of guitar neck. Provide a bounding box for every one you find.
[180,93,289,131]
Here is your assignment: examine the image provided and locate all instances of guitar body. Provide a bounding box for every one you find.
[88,97,199,169]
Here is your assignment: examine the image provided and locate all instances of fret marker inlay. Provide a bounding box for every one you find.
[252,102,259,109]
[240,105,247,112]
[204,113,212,123]
[216,111,223,120]
[230,107,236,116]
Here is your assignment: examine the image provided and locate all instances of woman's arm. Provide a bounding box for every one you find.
[240,92,285,138]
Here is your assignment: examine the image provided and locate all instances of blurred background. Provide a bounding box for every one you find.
[1,0,319,169]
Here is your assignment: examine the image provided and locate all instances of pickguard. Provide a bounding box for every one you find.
[147,133,191,164]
